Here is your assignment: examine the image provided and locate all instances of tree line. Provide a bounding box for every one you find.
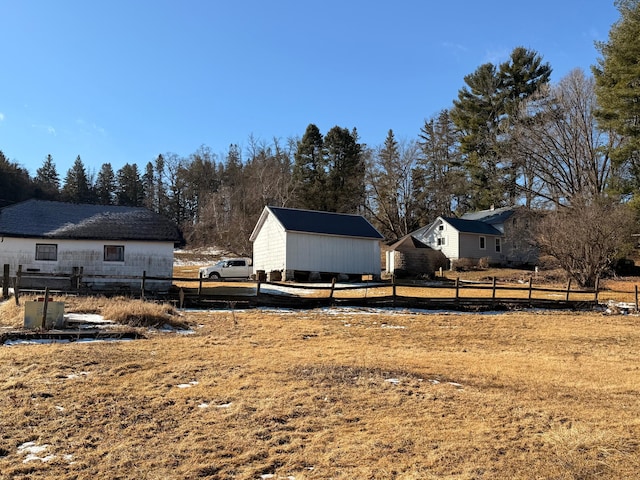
[1,1,639,287]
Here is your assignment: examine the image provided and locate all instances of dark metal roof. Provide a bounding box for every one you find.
[268,206,383,239]
[0,200,181,242]
[442,217,502,235]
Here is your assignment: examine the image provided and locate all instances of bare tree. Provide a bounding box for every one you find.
[365,130,420,240]
[535,198,634,287]
[510,69,620,207]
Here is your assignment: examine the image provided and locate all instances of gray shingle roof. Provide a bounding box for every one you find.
[460,206,515,224]
[0,200,180,242]
[268,207,383,239]
[443,217,502,235]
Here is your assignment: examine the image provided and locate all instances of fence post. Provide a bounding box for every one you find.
[528,276,533,301]
[329,278,336,299]
[197,275,203,299]
[2,264,9,299]
[455,277,460,301]
[594,277,599,303]
[492,277,497,303]
[565,279,572,302]
[635,285,638,311]
[141,270,146,300]
[41,287,50,329]
[392,275,396,307]
[256,280,261,297]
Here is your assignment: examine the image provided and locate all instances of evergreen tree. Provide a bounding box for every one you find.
[0,150,34,206]
[451,47,551,210]
[33,154,60,199]
[95,163,116,205]
[142,161,156,211]
[324,126,365,213]
[414,110,465,223]
[293,124,327,210]
[593,0,640,190]
[116,163,144,206]
[61,155,92,203]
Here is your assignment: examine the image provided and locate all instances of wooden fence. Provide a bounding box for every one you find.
[3,264,636,311]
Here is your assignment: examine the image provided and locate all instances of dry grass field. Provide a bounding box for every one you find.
[1,290,640,479]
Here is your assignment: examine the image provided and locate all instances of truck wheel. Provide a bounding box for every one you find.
[209,272,220,280]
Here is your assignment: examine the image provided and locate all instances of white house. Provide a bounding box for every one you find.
[249,206,384,281]
[412,206,537,267]
[0,200,181,292]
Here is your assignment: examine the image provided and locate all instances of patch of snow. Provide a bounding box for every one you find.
[385,378,400,385]
[65,372,89,379]
[198,403,209,409]
[215,402,233,408]
[65,313,112,324]
[18,442,56,463]
[176,381,199,389]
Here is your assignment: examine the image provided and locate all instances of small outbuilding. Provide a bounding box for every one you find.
[385,233,448,278]
[250,206,384,281]
[0,199,181,292]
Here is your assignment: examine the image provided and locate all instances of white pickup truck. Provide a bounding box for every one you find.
[199,257,253,280]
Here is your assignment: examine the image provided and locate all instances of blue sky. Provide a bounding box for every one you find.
[0,1,621,178]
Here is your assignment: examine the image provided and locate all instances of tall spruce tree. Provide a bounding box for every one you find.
[61,155,92,203]
[293,124,327,210]
[324,126,364,213]
[593,0,640,191]
[116,163,144,206]
[95,163,116,205]
[34,154,60,199]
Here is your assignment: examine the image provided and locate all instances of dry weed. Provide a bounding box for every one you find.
[0,296,187,329]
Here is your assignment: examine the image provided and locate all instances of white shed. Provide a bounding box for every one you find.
[249,206,383,281]
[0,199,181,292]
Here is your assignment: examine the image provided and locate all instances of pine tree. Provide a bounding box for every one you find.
[324,126,364,213]
[451,48,551,210]
[116,163,144,206]
[293,124,327,210]
[95,163,116,205]
[34,154,60,199]
[593,0,640,190]
[61,155,91,203]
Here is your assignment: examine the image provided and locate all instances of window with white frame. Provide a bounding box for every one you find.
[104,245,125,262]
[437,237,446,246]
[479,236,486,250]
[495,237,501,253]
[35,243,58,261]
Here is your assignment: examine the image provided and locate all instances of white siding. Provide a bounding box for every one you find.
[286,232,380,274]
[0,238,174,289]
[420,220,460,260]
[251,213,286,273]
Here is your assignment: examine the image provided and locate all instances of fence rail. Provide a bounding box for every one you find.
[3,264,636,311]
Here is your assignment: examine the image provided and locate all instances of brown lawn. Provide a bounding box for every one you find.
[1,293,640,479]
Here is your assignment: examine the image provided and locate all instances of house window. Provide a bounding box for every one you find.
[495,238,501,253]
[479,236,486,250]
[35,243,57,261]
[437,237,446,246]
[104,245,125,262]
[438,224,444,231]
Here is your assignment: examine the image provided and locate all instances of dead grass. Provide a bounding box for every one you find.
[1,305,640,479]
[0,296,188,329]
